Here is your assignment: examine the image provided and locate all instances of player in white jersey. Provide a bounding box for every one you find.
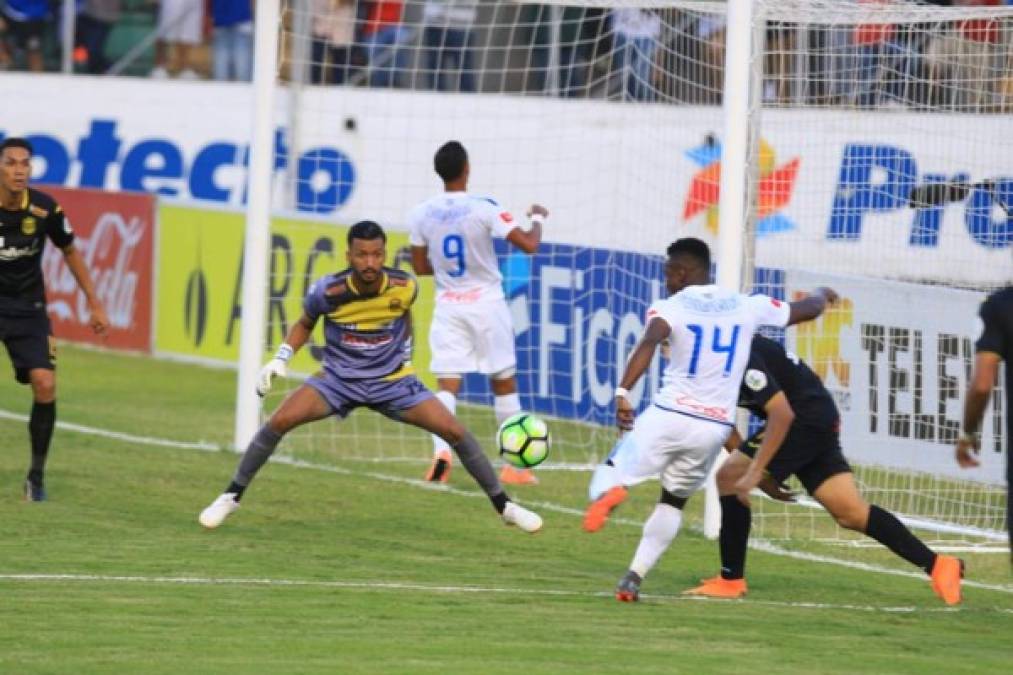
[408,141,547,485]
[581,237,837,602]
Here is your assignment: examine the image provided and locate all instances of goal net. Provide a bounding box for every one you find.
[244,0,1008,549]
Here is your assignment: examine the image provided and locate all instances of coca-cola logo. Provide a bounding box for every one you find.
[43,211,145,329]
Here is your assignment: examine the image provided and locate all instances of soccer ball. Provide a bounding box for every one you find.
[497,413,550,469]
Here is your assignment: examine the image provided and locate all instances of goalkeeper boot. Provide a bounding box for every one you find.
[615,570,642,602]
[500,465,539,486]
[502,501,543,533]
[684,575,748,599]
[425,450,452,483]
[930,554,964,605]
[583,486,628,533]
[23,478,46,502]
[199,493,240,529]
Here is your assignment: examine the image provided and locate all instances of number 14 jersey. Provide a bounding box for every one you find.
[647,285,791,426]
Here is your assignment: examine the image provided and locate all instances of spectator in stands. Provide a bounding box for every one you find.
[211,0,253,82]
[852,0,900,107]
[151,0,204,79]
[611,8,662,102]
[75,1,121,75]
[359,0,409,88]
[694,11,725,104]
[421,0,477,92]
[0,0,50,72]
[311,0,357,85]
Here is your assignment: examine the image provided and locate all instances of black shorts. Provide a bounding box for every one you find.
[0,313,55,384]
[741,424,852,495]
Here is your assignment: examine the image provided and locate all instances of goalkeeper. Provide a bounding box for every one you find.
[685,335,964,605]
[198,221,542,534]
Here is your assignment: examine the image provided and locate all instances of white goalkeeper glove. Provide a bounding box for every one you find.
[256,344,293,397]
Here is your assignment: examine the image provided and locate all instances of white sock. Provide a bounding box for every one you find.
[493,392,521,426]
[432,390,457,456]
[629,503,683,578]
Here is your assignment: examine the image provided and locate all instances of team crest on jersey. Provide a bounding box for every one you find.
[389,298,403,311]
[21,216,37,235]
[744,369,767,392]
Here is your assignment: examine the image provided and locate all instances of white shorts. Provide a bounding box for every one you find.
[429,298,517,376]
[608,405,732,498]
[158,0,204,44]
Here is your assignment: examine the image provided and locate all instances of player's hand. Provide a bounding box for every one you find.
[88,301,110,337]
[527,204,549,219]
[816,287,839,305]
[757,474,797,502]
[256,358,288,397]
[615,395,635,432]
[734,467,764,508]
[955,434,981,468]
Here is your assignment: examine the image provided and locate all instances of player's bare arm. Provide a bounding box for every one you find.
[734,392,794,507]
[786,286,838,326]
[61,244,110,335]
[410,245,434,276]
[956,351,1000,468]
[505,204,547,254]
[615,317,671,430]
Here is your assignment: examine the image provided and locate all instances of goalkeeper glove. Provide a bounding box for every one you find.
[256,344,293,397]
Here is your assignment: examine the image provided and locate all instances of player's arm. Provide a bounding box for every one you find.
[61,243,109,335]
[504,204,548,254]
[957,351,1000,468]
[614,316,670,430]
[734,391,794,506]
[256,313,319,397]
[786,287,838,326]
[409,246,434,276]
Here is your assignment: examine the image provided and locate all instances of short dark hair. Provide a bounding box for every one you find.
[0,137,33,156]
[347,220,386,246]
[666,237,711,269]
[434,141,468,183]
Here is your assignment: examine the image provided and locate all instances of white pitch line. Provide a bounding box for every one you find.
[2,573,1005,615]
[1,409,1011,597]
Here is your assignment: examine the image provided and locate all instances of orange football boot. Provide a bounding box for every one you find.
[500,465,539,485]
[582,486,629,532]
[930,555,964,605]
[425,450,453,483]
[684,575,748,599]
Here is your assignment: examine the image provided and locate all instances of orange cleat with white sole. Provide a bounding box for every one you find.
[684,575,748,599]
[425,450,453,483]
[582,486,629,532]
[500,465,539,485]
[930,555,964,605]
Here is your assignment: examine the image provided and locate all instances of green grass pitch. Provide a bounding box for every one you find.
[0,345,1010,674]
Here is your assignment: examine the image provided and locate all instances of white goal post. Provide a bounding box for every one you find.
[234,0,1010,547]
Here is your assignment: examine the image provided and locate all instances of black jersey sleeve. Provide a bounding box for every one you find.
[975,290,1009,359]
[44,202,75,250]
[740,352,783,410]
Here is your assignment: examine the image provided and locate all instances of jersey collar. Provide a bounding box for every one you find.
[346,270,388,297]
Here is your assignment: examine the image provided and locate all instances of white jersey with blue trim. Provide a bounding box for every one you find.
[646,284,791,425]
[407,192,518,303]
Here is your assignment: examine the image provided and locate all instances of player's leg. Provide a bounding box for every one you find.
[397,394,542,533]
[198,383,332,528]
[425,375,461,482]
[424,305,472,481]
[684,449,753,599]
[808,468,963,604]
[6,316,58,501]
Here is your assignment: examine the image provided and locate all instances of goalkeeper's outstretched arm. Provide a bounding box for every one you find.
[256,313,318,396]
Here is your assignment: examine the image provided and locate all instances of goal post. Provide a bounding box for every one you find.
[234,0,1009,548]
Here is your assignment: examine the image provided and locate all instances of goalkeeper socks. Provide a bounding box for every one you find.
[629,503,683,578]
[451,430,502,502]
[431,390,457,456]
[718,495,751,580]
[493,393,521,426]
[231,425,283,492]
[865,504,937,574]
[28,401,56,483]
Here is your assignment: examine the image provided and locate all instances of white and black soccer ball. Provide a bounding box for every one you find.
[497,413,551,469]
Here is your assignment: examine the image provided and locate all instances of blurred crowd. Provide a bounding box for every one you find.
[0,0,1011,111]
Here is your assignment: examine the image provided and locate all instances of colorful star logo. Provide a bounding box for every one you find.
[682,135,800,236]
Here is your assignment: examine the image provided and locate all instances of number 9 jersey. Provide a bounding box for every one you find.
[647,285,791,426]
[407,192,518,303]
